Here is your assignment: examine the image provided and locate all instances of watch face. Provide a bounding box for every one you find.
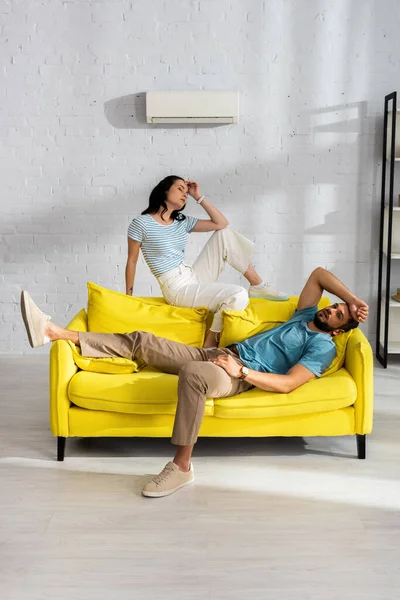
[242,366,249,376]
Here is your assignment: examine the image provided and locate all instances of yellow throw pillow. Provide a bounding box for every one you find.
[87,282,208,347]
[68,341,139,374]
[219,296,332,348]
[321,330,354,377]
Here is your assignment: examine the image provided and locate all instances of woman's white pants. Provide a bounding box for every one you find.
[157,229,254,332]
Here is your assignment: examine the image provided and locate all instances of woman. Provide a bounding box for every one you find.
[126,176,288,347]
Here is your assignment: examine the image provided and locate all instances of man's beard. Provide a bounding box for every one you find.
[313,311,334,333]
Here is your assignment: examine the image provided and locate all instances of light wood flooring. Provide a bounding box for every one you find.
[1,355,400,600]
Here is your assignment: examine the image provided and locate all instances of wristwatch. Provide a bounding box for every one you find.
[239,366,249,380]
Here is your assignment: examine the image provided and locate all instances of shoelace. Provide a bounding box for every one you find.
[152,465,175,485]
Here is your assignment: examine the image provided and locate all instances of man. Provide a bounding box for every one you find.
[20,267,368,498]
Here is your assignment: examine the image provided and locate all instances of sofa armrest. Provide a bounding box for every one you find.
[66,308,88,332]
[49,309,87,437]
[344,328,374,435]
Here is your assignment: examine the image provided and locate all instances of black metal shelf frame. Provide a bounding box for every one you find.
[376,91,397,368]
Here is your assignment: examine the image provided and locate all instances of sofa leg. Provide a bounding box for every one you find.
[57,436,66,461]
[356,434,366,459]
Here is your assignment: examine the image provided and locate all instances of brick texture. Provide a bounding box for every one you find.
[1,0,399,353]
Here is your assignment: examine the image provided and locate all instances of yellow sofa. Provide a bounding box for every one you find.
[50,290,374,462]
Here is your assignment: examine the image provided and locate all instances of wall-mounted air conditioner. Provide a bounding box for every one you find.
[146,91,239,124]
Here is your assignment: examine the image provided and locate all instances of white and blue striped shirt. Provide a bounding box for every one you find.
[127,214,199,278]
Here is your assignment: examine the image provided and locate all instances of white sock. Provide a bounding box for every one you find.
[251,281,265,290]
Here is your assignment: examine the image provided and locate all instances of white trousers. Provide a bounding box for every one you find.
[157,229,254,332]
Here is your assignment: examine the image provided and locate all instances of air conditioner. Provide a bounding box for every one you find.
[146,91,239,124]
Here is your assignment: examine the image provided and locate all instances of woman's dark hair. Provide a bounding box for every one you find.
[141,175,186,222]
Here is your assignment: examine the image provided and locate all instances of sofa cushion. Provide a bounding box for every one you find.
[68,368,215,416]
[213,368,357,419]
[87,282,208,346]
[68,366,356,420]
[67,341,139,374]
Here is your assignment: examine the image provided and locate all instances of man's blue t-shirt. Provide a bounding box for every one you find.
[236,306,336,377]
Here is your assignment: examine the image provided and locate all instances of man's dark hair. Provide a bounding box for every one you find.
[341,313,359,333]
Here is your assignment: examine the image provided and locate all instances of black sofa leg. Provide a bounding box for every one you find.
[356,434,366,459]
[57,436,66,461]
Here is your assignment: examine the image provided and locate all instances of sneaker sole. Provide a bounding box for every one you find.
[142,476,194,498]
[20,291,36,348]
[249,295,290,301]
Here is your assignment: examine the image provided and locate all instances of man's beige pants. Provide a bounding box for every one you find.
[79,331,253,446]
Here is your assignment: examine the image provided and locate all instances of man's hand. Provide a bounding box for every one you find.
[209,354,242,378]
[348,298,369,323]
[186,180,201,201]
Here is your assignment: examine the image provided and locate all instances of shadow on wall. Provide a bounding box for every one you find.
[307,100,369,239]
[3,102,374,292]
[104,92,147,129]
[307,101,379,327]
[3,93,376,329]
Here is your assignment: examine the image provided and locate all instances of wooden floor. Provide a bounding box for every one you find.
[1,356,400,600]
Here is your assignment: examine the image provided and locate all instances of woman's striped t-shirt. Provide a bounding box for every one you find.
[127,213,199,278]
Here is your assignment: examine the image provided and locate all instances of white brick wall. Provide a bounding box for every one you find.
[1,0,399,353]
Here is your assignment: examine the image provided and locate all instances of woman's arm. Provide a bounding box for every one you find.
[125,238,141,295]
[187,180,228,233]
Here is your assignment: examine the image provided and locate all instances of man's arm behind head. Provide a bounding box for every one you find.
[297,267,368,324]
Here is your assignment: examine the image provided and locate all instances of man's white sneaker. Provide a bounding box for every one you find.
[20,291,51,348]
[142,461,194,498]
[249,284,289,301]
